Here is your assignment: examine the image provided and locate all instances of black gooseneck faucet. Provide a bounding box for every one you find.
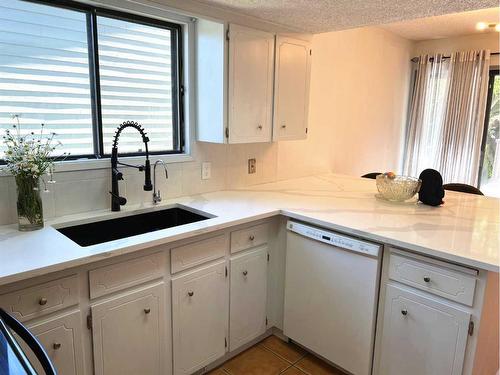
[110,121,153,211]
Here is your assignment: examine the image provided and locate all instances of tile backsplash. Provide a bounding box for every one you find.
[0,140,329,225]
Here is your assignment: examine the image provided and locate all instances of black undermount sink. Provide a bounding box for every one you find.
[56,206,213,247]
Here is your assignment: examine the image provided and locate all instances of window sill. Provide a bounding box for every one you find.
[0,153,194,176]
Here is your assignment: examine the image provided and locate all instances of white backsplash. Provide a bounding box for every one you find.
[0,140,318,225]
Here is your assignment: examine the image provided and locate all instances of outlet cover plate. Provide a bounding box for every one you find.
[248,158,256,174]
[201,162,211,180]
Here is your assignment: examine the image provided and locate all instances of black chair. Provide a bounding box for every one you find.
[443,183,484,196]
[361,172,382,179]
[0,308,57,375]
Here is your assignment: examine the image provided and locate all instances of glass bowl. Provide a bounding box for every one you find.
[376,174,422,202]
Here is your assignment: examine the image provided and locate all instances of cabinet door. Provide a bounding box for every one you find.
[172,261,228,375]
[378,284,471,375]
[228,24,274,143]
[23,310,84,375]
[91,283,167,375]
[230,247,268,350]
[273,37,311,141]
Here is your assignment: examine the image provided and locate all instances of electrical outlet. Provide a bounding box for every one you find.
[248,158,256,174]
[201,162,211,180]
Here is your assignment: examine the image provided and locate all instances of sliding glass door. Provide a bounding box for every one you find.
[479,70,500,197]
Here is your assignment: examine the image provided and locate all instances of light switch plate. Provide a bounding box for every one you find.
[201,162,211,180]
[248,158,256,174]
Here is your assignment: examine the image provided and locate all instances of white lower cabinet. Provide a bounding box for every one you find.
[23,310,85,375]
[377,284,471,375]
[172,261,229,375]
[229,247,268,351]
[90,282,167,375]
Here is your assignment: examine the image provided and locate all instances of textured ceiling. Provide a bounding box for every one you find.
[193,0,499,33]
[380,7,500,40]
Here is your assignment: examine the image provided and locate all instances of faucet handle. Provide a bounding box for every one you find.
[113,168,124,181]
[109,191,127,205]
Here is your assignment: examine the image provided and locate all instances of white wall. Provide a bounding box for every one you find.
[308,27,413,177]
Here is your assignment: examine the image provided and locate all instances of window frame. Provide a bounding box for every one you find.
[1,0,186,162]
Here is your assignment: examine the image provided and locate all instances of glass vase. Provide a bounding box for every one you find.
[15,175,44,231]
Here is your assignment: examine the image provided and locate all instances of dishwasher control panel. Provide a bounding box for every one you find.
[287,220,381,257]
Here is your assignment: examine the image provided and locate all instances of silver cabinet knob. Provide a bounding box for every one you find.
[423,276,431,283]
[249,235,255,241]
[188,291,194,297]
[144,308,151,314]
[53,342,61,350]
[401,309,408,316]
[39,297,47,306]
[243,270,248,276]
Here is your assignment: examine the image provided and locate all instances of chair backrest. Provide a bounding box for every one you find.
[361,172,382,180]
[0,308,57,375]
[443,183,484,196]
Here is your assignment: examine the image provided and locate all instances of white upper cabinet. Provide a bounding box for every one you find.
[228,24,275,143]
[196,19,227,143]
[196,21,312,144]
[273,36,312,141]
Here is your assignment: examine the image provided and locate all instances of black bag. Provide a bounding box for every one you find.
[418,169,445,206]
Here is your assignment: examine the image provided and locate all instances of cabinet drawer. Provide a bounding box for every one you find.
[89,252,165,299]
[25,310,85,375]
[171,234,228,274]
[389,252,476,306]
[231,223,270,254]
[0,275,79,322]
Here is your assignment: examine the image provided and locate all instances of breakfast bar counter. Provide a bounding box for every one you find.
[0,173,498,286]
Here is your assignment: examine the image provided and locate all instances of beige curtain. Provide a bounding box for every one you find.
[404,50,490,185]
[436,50,490,185]
[404,54,450,178]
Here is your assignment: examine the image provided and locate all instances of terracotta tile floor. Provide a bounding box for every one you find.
[209,335,347,375]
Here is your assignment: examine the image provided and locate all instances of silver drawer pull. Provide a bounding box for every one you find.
[39,297,48,306]
[423,276,431,283]
[401,309,408,316]
[188,291,194,297]
[243,270,248,276]
[249,235,255,241]
[53,343,61,350]
[144,308,151,314]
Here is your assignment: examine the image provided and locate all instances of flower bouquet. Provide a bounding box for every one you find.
[2,116,67,231]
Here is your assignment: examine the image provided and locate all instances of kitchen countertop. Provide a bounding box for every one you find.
[0,173,498,286]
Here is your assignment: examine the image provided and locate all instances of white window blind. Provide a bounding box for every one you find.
[0,0,182,160]
[97,16,175,154]
[0,0,93,157]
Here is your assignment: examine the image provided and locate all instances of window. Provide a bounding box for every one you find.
[0,0,183,159]
[478,70,500,197]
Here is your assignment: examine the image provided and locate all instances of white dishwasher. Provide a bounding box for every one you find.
[284,220,382,375]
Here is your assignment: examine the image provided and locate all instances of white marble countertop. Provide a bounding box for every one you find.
[0,173,498,286]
